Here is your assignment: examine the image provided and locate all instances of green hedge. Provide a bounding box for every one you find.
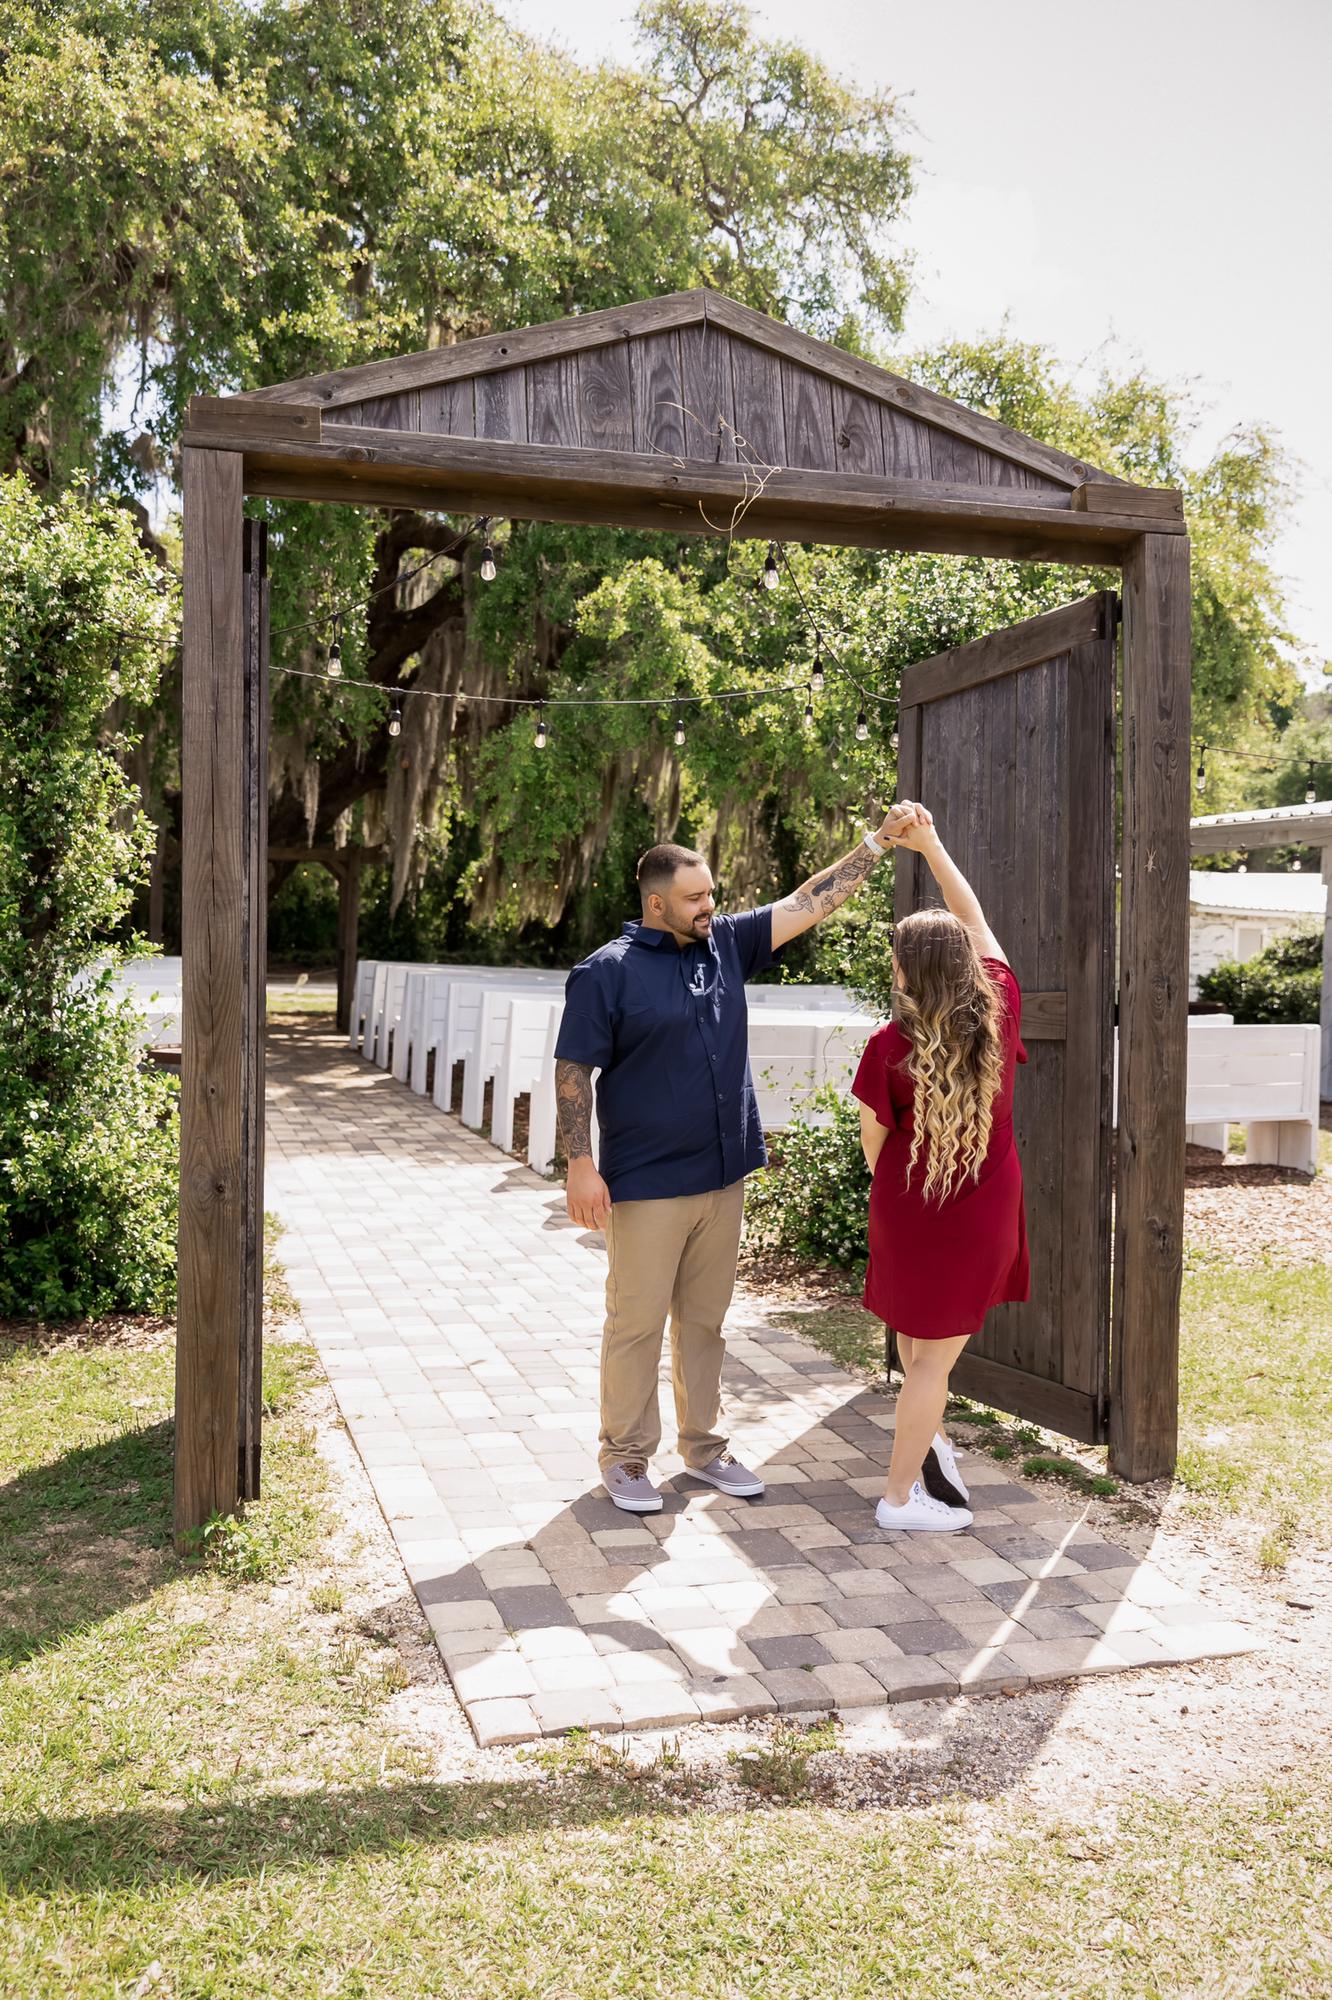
[1197,927,1321,1025]
[746,1088,871,1273]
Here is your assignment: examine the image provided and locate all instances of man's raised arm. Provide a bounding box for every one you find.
[770,802,912,948]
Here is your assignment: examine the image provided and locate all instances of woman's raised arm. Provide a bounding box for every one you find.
[891,805,1007,965]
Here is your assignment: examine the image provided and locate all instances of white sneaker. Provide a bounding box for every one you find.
[932,1431,969,1502]
[875,1482,974,1533]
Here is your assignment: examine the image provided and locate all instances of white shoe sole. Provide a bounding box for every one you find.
[875,1501,974,1534]
[605,1486,663,1514]
[932,1435,969,1502]
[689,1467,766,1498]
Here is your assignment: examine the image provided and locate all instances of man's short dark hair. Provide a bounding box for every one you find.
[637,842,708,902]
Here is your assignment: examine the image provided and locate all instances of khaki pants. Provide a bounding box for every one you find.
[599,1180,746,1474]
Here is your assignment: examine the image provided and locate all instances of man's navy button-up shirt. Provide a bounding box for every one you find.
[553,908,784,1202]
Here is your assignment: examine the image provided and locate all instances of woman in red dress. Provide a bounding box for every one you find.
[852,802,1029,1535]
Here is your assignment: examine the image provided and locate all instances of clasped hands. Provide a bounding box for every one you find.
[875,799,937,852]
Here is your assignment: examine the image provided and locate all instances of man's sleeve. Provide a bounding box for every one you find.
[553,959,616,1068]
[723,905,786,981]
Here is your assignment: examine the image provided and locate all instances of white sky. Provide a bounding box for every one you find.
[503,0,1332,679]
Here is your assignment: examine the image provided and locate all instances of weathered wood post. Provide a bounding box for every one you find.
[175,456,267,1544]
[1111,533,1192,1481]
[335,849,364,1038]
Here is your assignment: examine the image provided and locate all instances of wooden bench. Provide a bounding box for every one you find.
[1182,1018,1321,1176]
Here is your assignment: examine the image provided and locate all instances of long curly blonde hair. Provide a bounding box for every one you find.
[892,909,1007,1203]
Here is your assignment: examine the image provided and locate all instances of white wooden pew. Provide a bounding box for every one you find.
[403,965,563,1094]
[349,960,378,1049]
[1182,1020,1321,1176]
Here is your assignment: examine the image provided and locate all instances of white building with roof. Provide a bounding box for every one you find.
[1189,868,1325,999]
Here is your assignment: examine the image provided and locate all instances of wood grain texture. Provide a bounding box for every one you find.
[187,427,1187,559]
[881,407,933,482]
[188,397,323,442]
[578,340,635,452]
[474,367,526,442]
[176,449,246,1543]
[780,360,836,470]
[676,320,737,462]
[700,289,1128,488]
[418,378,476,436]
[630,330,687,457]
[729,337,786,468]
[890,606,1115,1442]
[900,595,1109,709]
[325,392,418,431]
[233,458,1141,565]
[1072,481,1183,522]
[525,354,582,447]
[1111,534,1191,1481]
[238,518,268,1503]
[831,384,886,475]
[240,290,708,406]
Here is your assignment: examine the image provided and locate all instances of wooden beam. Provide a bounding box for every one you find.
[900,594,1114,709]
[239,291,709,408]
[176,449,249,1545]
[188,397,323,443]
[237,518,268,1505]
[1072,480,1183,524]
[231,464,1138,566]
[1111,533,1191,1484]
[175,423,1181,559]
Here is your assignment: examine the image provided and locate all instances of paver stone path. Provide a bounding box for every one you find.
[265,1017,1258,1747]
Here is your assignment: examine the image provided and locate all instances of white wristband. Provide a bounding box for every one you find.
[862,829,885,856]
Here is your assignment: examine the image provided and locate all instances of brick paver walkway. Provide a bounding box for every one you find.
[265,1016,1258,1746]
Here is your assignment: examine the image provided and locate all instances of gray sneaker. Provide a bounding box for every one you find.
[603,1460,663,1514]
[690,1452,765,1499]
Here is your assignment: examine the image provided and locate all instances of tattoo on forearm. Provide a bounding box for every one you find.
[555,1060,594,1159]
[781,841,880,924]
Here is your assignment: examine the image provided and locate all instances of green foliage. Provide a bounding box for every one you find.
[0,475,179,1317]
[1197,927,1321,1025]
[746,1088,871,1271]
[729,1716,841,1797]
[181,1510,282,1581]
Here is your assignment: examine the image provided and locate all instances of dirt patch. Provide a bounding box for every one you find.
[0,1313,175,1354]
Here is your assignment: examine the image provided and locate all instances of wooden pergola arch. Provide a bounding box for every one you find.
[175,288,1191,1542]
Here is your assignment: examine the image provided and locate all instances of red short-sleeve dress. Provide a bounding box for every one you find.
[850,957,1030,1341]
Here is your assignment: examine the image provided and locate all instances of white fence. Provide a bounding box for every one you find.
[351,961,1325,1181]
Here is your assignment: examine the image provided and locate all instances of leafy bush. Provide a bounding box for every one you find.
[1197,927,1321,1025]
[0,476,179,1318]
[746,1087,872,1272]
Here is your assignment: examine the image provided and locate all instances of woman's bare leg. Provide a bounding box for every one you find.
[884,1333,970,1506]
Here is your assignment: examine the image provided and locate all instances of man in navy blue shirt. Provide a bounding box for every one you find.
[555,810,910,1514]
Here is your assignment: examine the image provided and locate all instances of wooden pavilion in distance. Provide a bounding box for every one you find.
[174,288,1191,1542]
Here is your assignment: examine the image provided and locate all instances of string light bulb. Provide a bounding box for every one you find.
[1305,764,1317,804]
[673,712,686,748]
[1291,857,1302,872]
[479,519,497,583]
[855,709,869,742]
[1195,747,1207,795]
[534,702,548,750]
[889,727,900,753]
[387,698,402,739]
[761,542,780,591]
[810,651,825,695]
[803,686,814,729]
[327,617,343,678]
[1237,862,1248,875]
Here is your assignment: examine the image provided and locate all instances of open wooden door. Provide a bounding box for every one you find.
[892,592,1118,1443]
